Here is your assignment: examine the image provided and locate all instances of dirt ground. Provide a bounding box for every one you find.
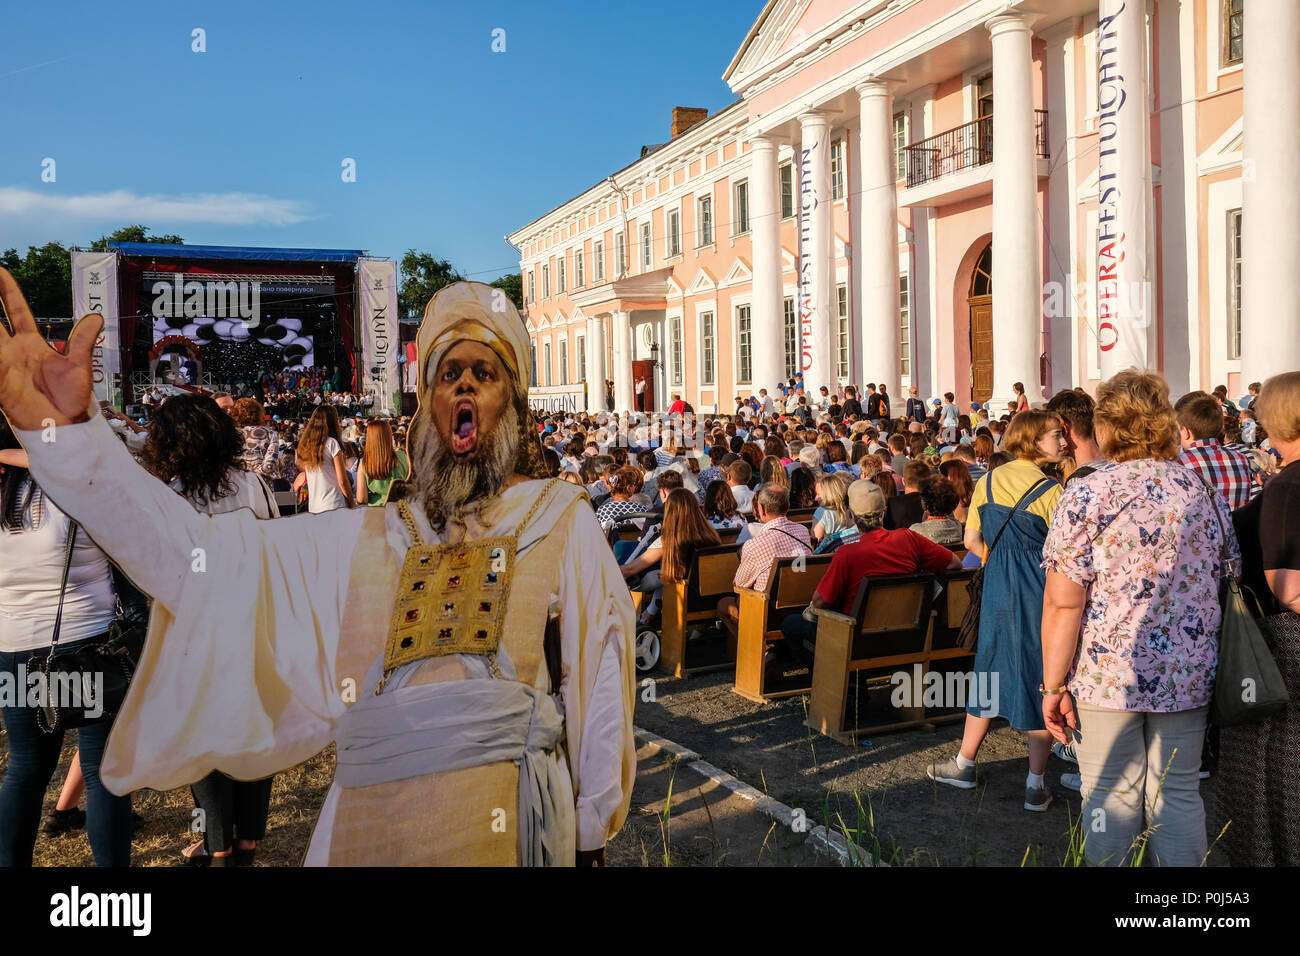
[2,668,1229,866]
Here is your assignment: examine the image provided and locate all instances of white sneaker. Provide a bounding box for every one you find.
[1052,741,1078,765]
[1061,772,1081,792]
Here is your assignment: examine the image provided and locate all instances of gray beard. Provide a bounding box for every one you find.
[410,403,519,526]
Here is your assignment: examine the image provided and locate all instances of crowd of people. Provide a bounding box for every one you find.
[531,369,1299,866]
[2,341,1297,867]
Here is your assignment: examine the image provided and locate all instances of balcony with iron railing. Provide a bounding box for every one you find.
[899,110,1050,205]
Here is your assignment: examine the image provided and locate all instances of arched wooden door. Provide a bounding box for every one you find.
[968,243,993,405]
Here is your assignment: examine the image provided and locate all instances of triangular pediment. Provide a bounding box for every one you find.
[725,0,813,87]
[1198,118,1243,176]
[687,268,717,294]
[720,258,752,287]
[536,315,552,331]
[665,274,685,297]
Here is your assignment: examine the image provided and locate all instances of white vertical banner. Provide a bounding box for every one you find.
[1095,0,1153,378]
[357,258,399,414]
[71,250,121,408]
[797,112,835,392]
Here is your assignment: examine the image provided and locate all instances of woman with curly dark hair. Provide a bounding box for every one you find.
[141,392,278,866]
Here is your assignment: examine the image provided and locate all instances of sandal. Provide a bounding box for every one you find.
[182,840,232,868]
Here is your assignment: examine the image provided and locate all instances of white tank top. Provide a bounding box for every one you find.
[0,480,116,652]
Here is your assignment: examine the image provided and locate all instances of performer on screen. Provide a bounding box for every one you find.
[0,270,637,866]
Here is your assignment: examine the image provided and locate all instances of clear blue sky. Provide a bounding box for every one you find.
[0,0,764,281]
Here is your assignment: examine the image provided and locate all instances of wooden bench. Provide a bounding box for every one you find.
[806,572,971,743]
[787,507,817,524]
[659,543,742,677]
[733,554,833,701]
[717,526,741,545]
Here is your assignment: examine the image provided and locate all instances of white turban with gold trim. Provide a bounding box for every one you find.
[415,281,531,396]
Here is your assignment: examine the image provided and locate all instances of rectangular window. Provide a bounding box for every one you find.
[527,270,535,304]
[780,163,794,219]
[530,343,537,387]
[577,335,586,381]
[830,140,845,200]
[899,273,911,377]
[893,112,907,181]
[734,180,750,235]
[1224,0,1244,66]
[543,342,552,386]
[574,248,584,288]
[594,240,604,281]
[736,305,752,384]
[615,232,627,276]
[558,338,568,385]
[1229,208,1243,360]
[541,265,550,300]
[701,311,715,385]
[837,283,849,381]
[557,257,566,294]
[667,208,681,258]
[783,296,798,380]
[670,315,683,386]
[698,195,713,246]
[640,222,652,269]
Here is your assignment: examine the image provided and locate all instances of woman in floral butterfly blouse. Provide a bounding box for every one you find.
[1041,370,1239,866]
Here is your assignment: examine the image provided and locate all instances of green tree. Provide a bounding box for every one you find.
[90,224,184,252]
[398,250,463,319]
[0,242,72,317]
[489,273,522,312]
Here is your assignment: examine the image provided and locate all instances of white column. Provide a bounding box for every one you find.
[987,13,1043,406]
[797,111,837,392]
[1241,0,1300,381]
[612,309,633,412]
[748,134,785,396]
[856,81,901,393]
[588,314,607,412]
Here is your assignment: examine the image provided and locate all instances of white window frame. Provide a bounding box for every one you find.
[593,239,604,282]
[733,179,750,236]
[836,282,849,381]
[735,301,753,385]
[558,335,568,386]
[529,342,537,387]
[698,307,715,386]
[527,270,536,304]
[899,272,911,378]
[574,247,584,289]
[830,139,845,200]
[640,222,652,271]
[697,194,713,247]
[616,231,627,276]
[779,162,794,220]
[893,111,908,181]
[576,333,586,382]
[558,256,566,294]
[543,340,552,386]
[669,313,684,386]
[541,264,550,300]
[1220,0,1244,70]
[667,206,682,258]
[782,295,798,381]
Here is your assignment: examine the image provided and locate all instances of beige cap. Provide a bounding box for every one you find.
[847,479,886,517]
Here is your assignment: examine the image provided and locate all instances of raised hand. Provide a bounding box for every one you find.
[0,267,102,430]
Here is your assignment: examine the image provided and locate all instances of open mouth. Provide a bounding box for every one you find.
[450,400,478,455]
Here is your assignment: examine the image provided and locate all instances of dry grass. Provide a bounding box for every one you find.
[0,732,335,867]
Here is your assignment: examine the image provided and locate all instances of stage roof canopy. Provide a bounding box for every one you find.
[108,242,369,263]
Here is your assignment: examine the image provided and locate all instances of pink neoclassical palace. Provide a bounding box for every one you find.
[509,0,1295,415]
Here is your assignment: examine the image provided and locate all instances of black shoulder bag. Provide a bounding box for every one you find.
[956,475,1052,651]
[33,522,148,734]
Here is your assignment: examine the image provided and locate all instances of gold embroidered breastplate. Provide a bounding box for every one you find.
[379,481,559,692]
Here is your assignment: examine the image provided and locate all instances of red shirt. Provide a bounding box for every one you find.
[668,400,687,414]
[816,528,954,614]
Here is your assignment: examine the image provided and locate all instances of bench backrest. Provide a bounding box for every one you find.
[848,573,936,660]
[762,553,832,629]
[717,527,741,545]
[683,544,742,612]
[787,507,817,524]
[932,568,976,651]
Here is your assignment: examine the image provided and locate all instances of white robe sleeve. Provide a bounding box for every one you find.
[17,414,367,792]
[554,497,637,852]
